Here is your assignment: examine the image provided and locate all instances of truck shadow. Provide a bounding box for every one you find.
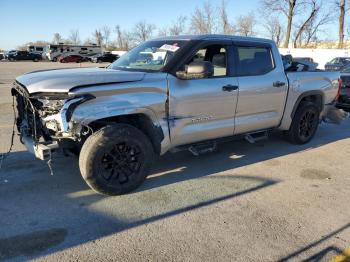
[0,121,349,260]
[141,121,350,192]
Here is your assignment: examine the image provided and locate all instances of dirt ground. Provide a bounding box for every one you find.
[0,61,349,262]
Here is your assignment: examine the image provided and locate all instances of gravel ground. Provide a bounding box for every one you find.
[0,61,349,262]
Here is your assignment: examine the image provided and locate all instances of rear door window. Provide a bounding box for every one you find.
[236,46,274,76]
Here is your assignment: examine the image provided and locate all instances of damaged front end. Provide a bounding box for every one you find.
[11,82,94,160]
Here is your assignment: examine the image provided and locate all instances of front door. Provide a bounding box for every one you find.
[168,43,239,147]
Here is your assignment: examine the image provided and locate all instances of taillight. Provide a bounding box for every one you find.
[336,78,343,101]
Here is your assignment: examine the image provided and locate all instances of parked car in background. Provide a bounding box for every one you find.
[58,55,84,63]
[294,57,315,63]
[336,66,350,112]
[4,50,17,59]
[7,51,42,62]
[0,53,4,60]
[91,53,119,63]
[325,57,350,71]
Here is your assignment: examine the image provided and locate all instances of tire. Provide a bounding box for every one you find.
[79,124,155,196]
[285,102,320,144]
[33,58,38,62]
[9,57,14,62]
[52,57,57,62]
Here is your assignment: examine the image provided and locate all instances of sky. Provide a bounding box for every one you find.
[0,0,336,50]
[0,0,261,50]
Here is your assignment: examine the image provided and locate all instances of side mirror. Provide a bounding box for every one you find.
[176,61,214,80]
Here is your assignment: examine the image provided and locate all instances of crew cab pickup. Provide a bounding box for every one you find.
[8,51,42,62]
[12,35,341,195]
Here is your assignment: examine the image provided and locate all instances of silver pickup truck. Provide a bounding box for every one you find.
[12,35,341,195]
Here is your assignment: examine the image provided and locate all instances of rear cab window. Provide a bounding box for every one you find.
[236,45,275,76]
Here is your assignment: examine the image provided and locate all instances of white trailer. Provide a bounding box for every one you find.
[28,45,47,56]
[46,44,102,61]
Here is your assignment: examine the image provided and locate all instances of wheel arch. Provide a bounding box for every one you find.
[87,113,165,155]
[291,91,324,119]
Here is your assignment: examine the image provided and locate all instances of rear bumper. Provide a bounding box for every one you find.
[22,135,59,160]
[336,102,350,111]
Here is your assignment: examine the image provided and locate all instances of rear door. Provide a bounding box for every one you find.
[233,42,288,134]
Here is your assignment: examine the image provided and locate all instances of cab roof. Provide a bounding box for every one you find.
[152,34,275,45]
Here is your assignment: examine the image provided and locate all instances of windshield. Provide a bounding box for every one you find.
[329,58,339,64]
[330,58,350,64]
[342,65,350,73]
[109,40,189,72]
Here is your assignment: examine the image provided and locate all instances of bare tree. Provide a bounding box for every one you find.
[121,31,135,50]
[264,17,284,46]
[169,16,187,35]
[336,0,348,48]
[302,11,332,47]
[52,33,63,44]
[115,25,124,49]
[220,0,235,34]
[17,41,50,51]
[115,25,135,50]
[102,26,111,48]
[190,1,217,34]
[93,29,104,47]
[293,0,319,47]
[83,38,94,45]
[293,0,332,47]
[262,0,298,48]
[133,21,156,43]
[235,13,256,37]
[68,29,80,45]
[158,27,169,37]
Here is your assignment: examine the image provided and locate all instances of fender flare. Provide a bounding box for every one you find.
[290,90,325,118]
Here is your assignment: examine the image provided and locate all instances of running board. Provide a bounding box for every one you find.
[188,142,217,156]
[244,131,269,144]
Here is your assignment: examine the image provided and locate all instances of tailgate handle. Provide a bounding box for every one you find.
[222,85,239,92]
[273,81,286,87]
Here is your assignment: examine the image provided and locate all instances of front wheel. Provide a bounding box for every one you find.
[284,102,320,144]
[79,124,155,196]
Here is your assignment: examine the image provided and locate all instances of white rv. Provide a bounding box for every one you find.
[28,45,47,56]
[46,44,102,61]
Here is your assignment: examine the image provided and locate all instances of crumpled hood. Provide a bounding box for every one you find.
[16,67,145,94]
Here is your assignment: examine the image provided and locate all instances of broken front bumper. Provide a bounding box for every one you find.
[21,135,59,160]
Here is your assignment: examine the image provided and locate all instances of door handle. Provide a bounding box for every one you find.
[222,85,239,92]
[273,81,286,87]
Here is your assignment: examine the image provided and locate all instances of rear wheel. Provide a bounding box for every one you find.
[285,102,320,144]
[79,124,155,196]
